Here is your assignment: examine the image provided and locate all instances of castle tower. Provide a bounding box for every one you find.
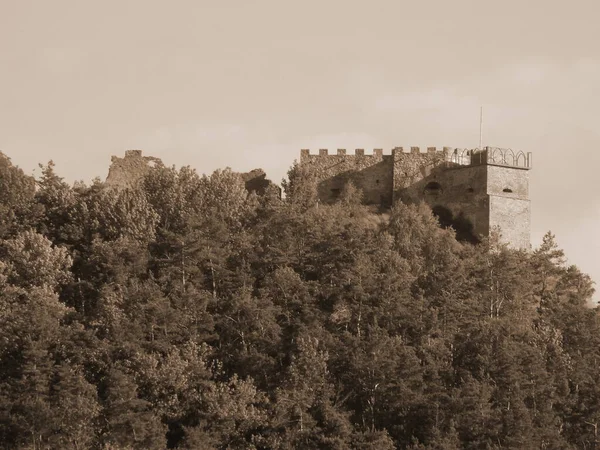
[474,148,531,249]
[299,146,532,249]
[391,147,531,248]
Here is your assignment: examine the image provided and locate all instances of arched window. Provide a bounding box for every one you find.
[424,181,442,195]
[503,188,513,193]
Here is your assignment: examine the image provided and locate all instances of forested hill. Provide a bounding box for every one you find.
[0,152,598,449]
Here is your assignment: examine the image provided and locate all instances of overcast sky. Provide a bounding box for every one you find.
[1,0,599,301]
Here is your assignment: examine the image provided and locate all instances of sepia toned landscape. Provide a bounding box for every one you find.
[0,147,598,448]
[1,1,599,449]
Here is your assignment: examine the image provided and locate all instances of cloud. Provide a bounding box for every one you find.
[510,63,549,85]
[38,47,87,75]
[291,131,383,151]
[375,89,467,112]
[126,123,247,152]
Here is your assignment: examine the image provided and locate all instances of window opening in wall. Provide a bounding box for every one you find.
[331,188,341,197]
[424,181,442,195]
[503,188,513,193]
[467,187,474,193]
[376,179,380,184]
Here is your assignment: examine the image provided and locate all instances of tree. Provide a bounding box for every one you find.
[0,229,73,291]
[84,186,159,244]
[200,168,256,228]
[35,160,78,245]
[142,164,204,235]
[0,286,72,448]
[0,152,37,238]
[0,153,598,448]
[281,161,319,210]
[101,369,167,450]
[48,364,101,449]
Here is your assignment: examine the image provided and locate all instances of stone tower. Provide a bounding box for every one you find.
[105,150,163,189]
[299,146,532,249]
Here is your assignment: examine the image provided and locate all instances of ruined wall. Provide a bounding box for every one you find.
[107,150,280,198]
[105,150,162,189]
[239,168,281,197]
[300,149,394,205]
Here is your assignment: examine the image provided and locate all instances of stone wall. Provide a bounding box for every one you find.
[106,150,280,198]
[105,150,162,189]
[299,146,532,249]
[423,165,490,240]
[391,147,451,202]
[489,196,530,249]
[486,165,531,249]
[486,164,529,198]
[106,147,532,248]
[300,149,394,205]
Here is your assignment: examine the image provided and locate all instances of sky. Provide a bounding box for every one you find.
[1,0,599,301]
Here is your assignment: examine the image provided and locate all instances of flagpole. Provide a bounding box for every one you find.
[479,106,483,149]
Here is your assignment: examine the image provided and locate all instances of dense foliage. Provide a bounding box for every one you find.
[0,153,598,449]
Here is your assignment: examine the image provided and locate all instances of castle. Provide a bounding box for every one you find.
[105,146,532,249]
[299,147,532,249]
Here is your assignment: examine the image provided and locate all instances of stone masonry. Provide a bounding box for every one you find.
[106,150,279,196]
[105,150,162,188]
[300,147,532,249]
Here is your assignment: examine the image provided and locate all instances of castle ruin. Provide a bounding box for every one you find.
[106,147,532,249]
[299,147,532,249]
[105,149,279,196]
[105,150,162,188]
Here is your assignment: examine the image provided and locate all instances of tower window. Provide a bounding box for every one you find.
[467,187,474,193]
[503,188,513,193]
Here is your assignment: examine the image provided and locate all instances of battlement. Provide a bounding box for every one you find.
[449,147,532,169]
[301,148,391,157]
[393,146,453,155]
[300,146,532,170]
[301,147,456,157]
[298,144,532,248]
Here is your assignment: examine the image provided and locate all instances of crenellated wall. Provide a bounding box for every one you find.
[390,147,452,201]
[105,146,532,249]
[300,148,394,205]
[299,146,532,249]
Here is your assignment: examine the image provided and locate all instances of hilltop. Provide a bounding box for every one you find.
[0,149,598,449]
